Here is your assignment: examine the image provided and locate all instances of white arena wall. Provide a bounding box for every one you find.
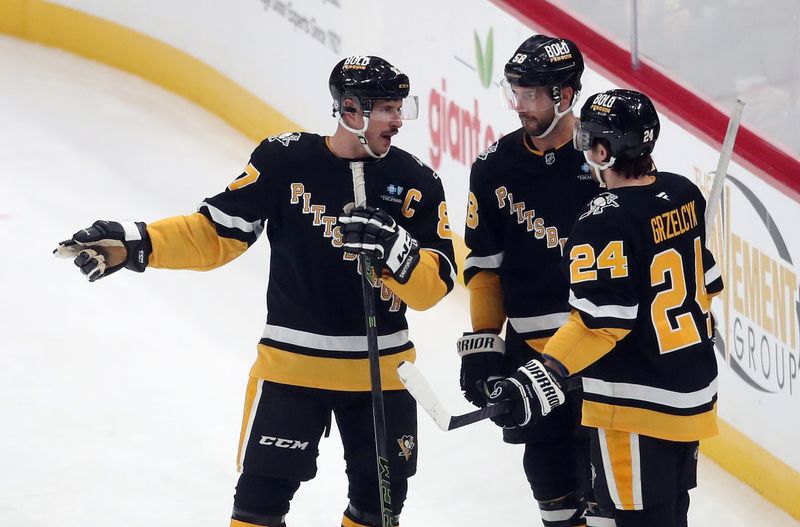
[2,0,797,518]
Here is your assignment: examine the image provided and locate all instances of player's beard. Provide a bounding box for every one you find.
[519,110,555,138]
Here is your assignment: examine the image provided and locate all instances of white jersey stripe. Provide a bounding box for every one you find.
[569,290,639,320]
[630,433,644,510]
[705,263,721,285]
[581,376,718,410]
[425,247,458,285]
[199,201,264,237]
[598,429,623,509]
[586,516,617,527]
[262,324,410,352]
[509,312,570,334]
[464,251,504,271]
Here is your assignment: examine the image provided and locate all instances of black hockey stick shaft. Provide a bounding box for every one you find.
[350,162,393,527]
[448,401,512,430]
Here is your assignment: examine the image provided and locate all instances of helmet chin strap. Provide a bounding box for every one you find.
[533,90,581,139]
[337,114,387,159]
[584,150,615,188]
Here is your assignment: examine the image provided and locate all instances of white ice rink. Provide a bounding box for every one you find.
[1,35,797,526]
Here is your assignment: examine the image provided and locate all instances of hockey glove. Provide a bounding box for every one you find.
[54,220,151,282]
[338,205,420,283]
[487,358,566,429]
[457,332,507,407]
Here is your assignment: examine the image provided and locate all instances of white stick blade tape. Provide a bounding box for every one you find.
[397,361,451,431]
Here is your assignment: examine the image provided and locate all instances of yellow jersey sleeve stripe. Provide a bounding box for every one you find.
[382,250,448,311]
[543,310,629,374]
[147,212,248,270]
[524,336,551,354]
[467,270,505,332]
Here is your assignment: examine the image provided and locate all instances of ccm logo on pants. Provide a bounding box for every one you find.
[259,436,309,450]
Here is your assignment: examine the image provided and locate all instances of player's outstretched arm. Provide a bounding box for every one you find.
[54,220,150,282]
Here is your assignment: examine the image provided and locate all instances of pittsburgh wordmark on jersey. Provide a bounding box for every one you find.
[495,185,566,251]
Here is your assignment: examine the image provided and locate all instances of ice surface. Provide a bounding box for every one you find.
[0,34,796,526]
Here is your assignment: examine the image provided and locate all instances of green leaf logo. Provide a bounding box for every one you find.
[474,28,494,89]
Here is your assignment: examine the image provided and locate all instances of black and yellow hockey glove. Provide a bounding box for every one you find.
[338,205,420,283]
[54,220,150,282]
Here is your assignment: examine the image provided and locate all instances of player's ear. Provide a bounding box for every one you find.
[598,142,612,163]
[341,97,362,126]
[560,86,575,110]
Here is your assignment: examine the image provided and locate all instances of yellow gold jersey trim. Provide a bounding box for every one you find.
[543,310,628,374]
[467,270,505,332]
[600,428,639,510]
[524,336,550,353]
[236,377,262,472]
[148,213,248,270]
[250,344,416,391]
[522,133,573,155]
[383,250,448,311]
[341,515,373,527]
[582,400,718,442]
[231,520,267,527]
[523,132,543,155]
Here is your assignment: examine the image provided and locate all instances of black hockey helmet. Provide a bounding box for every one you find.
[503,35,584,92]
[329,55,413,117]
[574,89,660,159]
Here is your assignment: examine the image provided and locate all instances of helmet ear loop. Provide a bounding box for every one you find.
[583,150,615,188]
[337,112,387,160]
[533,87,581,139]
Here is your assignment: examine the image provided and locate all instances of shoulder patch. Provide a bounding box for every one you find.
[579,192,619,220]
[267,132,301,147]
[477,141,499,161]
[407,153,439,179]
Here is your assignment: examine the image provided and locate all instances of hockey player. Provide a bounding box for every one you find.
[54,56,456,527]
[488,89,723,527]
[457,35,597,526]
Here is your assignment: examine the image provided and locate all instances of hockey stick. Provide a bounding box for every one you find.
[397,361,512,431]
[706,99,745,238]
[350,161,393,527]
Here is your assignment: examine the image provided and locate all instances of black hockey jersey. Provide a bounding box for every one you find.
[145,132,456,391]
[545,171,723,441]
[464,128,597,342]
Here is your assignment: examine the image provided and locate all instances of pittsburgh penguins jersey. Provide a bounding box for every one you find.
[545,171,724,441]
[144,132,456,391]
[464,128,598,344]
